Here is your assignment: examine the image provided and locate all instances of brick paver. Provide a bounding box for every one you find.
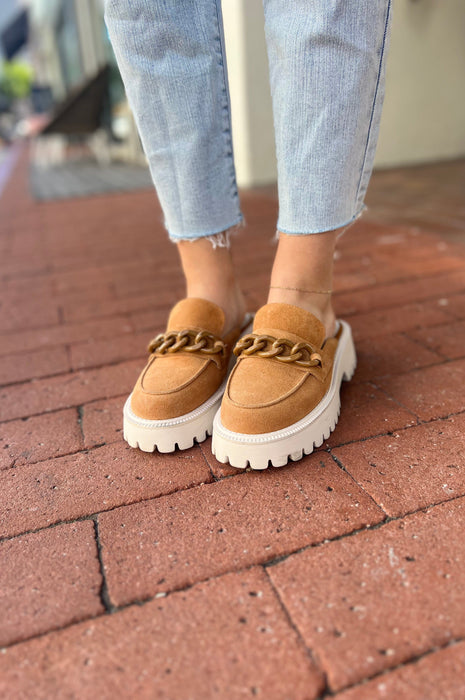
[1,147,465,697]
[0,569,324,700]
[0,520,103,646]
[99,455,384,607]
[351,332,443,382]
[0,442,212,539]
[80,396,126,447]
[0,408,83,468]
[268,498,465,692]
[324,381,417,447]
[333,413,465,516]
[376,358,465,421]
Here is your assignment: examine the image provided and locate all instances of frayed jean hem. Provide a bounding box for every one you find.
[275,205,367,239]
[168,215,245,248]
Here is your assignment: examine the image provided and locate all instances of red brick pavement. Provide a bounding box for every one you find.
[1,147,465,698]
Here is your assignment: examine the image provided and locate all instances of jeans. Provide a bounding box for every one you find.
[104,0,393,242]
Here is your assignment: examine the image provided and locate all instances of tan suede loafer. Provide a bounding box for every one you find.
[123,298,253,452]
[211,302,356,469]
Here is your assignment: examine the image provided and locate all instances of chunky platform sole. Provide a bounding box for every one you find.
[123,382,226,453]
[123,314,254,453]
[211,320,357,470]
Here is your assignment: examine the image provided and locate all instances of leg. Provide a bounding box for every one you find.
[213,1,393,468]
[263,0,393,336]
[104,0,245,331]
[104,0,242,240]
[105,1,251,452]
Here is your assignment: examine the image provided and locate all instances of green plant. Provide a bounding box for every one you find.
[0,61,33,99]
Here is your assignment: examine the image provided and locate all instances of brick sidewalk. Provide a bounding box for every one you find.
[1,148,465,698]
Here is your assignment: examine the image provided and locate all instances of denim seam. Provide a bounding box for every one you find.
[212,0,242,218]
[354,0,392,209]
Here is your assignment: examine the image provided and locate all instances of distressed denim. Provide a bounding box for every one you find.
[104,0,393,241]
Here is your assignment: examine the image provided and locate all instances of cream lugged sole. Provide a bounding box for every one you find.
[123,381,226,453]
[211,320,357,470]
[123,314,254,453]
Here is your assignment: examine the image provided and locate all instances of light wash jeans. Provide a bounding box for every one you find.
[104,0,393,242]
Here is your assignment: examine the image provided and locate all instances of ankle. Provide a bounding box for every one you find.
[267,286,336,339]
[187,280,247,335]
[177,235,246,334]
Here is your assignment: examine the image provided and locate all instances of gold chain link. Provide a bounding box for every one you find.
[233,333,322,368]
[147,329,227,357]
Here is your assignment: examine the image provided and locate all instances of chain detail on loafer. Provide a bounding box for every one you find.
[233,333,322,367]
[148,329,227,359]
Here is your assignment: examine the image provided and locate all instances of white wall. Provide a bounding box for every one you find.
[375,0,465,167]
[222,0,276,187]
[222,0,465,186]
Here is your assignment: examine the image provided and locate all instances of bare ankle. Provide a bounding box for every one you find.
[267,287,336,339]
[176,235,246,334]
[187,282,246,335]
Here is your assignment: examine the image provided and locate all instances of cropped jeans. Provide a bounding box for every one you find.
[104,0,393,242]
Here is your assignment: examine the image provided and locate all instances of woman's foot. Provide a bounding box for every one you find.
[212,301,356,469]
[124,297,253,453]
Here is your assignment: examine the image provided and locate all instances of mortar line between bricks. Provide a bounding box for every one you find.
[0,392,131,427]
[327,449,389,517]
[0,367,87,391]
[0,560,267,651]
[0,308,140,342]
[262,566,329,696]
[0,472,217,544]
[317,637,465,698]
[0,394,137,425]
[0,351,144,387]
[336,279,465,317]
[76,405,85,444]
[367,380,422,424]
[198,443,219,482]
[0,359,140,392]
[398,329,451,362]
[64,344,72,369]
[0,310,137,341]
[351,315,465,342]
[262,491,465,569]
[2,258,182,286]
[65,306,167,327]
[327,405,465,451]
[0,444,107,472]
[69,352,148,375]
[91,516,116,614]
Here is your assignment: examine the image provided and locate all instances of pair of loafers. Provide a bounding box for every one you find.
[123,297,356,470]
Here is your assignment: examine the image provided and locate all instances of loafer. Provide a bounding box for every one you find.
[212,302,356,469]
[124,297,253,452]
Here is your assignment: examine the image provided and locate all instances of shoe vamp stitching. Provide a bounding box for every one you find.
[226,357,322,409]
[140,353,216,395]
